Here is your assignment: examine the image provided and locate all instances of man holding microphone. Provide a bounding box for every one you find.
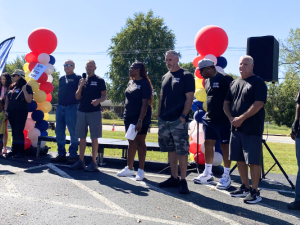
[71,60,107,172]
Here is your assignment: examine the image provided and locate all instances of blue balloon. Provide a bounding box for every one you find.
[193,110,205,123]
[31,110,44,122]
[35,120,49,132]
[49,55,56,65]
[41,131,48,136]
[216,56,227,69]
[29,101,37,112]
[191,100,203,112]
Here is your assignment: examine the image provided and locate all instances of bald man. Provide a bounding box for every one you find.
[224,55,267,204]
[51,60,81,165]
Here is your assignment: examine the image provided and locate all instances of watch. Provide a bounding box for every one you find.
[180,114,186,119]
[138,119,142,123]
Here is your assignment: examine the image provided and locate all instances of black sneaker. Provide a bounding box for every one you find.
[179,179,190,194]
[13,153,24,158]
[67,156,78,165]
[6,152,15,158]
[287,201,300,210]
[51,155,67,163]
[70,159,86,170]
[243,188,262,204]
[230,184,250,197]
[159,176,180,188]
[85,160,98,172]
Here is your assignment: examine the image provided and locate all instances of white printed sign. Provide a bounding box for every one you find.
[28,63,47,80]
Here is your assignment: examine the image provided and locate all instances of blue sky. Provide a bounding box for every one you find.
[0,0,299,80]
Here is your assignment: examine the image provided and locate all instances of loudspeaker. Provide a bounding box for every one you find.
[246,35,279,82]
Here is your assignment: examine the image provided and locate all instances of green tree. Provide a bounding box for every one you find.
[106,10,176,107]
[3,55,26,74]
[179,62,195,74]
[50,71,60,104]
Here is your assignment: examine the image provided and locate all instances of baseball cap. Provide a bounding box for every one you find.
[11,69,25,80]
[198,59,214,69]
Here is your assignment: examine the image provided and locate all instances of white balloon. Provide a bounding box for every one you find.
[191,130,205,145]
[201,144,205,154]
[189,120,203,133]
[40,141,46,148]
[24,118,35,130]
[47,75,53,83]
[45,63,54,75]
[212,152,223,166]
[27,128,41,141]
[38,53,50,65]
[31,140,38,147]
[215,66,224,73]
[27,112,32,119]
[204,54,217,65]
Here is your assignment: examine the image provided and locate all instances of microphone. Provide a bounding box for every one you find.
[82,73,87,87]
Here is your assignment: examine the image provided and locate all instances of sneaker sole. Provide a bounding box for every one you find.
[230,193,249,198]
[193,179,214,185]
[244,196,262,204]
[216,183,231,190]
[117,173,135,177]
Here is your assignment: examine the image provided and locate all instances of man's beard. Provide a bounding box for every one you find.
[167,64,174,71]
[87,70,94,75]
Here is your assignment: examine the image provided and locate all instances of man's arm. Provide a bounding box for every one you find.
[231,101,264,127]
[291,103,300,140]
[75,79,86,100]
[223,100,233,122]
[158,93,162,116]
[180,92,194,123]
[91,90,107,106]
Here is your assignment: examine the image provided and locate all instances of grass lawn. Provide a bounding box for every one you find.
[26,129,297,175]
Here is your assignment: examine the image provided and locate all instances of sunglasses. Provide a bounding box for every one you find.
[63,64,74,67]
[11,75,18,77]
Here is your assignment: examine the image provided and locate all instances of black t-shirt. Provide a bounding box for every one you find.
[58,73,81,105]
[7,85,33,111]
[225,75,267,136]
[78,75,106,113]
[159,68,195,122]
[296,91,300,138]
[124,78,152,119]
[204,72,233,123]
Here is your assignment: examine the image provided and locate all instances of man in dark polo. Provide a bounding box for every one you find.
[224,55,267,204]
[71,60,107,172]
[51,60,81,165]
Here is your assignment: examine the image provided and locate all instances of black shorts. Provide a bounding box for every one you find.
[229,131,262,165]
[203,121,231,144]
[124,112,151,136]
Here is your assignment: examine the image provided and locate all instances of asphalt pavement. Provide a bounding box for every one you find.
[0,152,300,225]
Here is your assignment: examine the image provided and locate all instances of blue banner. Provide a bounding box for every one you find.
[0,37,15,75]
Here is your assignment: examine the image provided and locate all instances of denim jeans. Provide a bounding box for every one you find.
[295,138,300,201]
[55,104,78,157]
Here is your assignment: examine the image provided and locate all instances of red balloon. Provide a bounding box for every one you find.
[40,82,54,94]
[195,68,203,79]
[28,28,57,54]
[37,72,48,83]
[193,55,204,68]
[23,130,28,138]
[194,152,205,165]
[189,141,202,155]
[25,52,39,63]
[202,79,205,88]
[194,25,228,57]
[24,138,31,150]
[45,93,52,102]
[29,61,38,71]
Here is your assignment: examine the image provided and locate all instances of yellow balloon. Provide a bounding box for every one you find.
[28,80,40,92]
[203,101,207,111]
[44,113,49,121]
[25,76,31,82]
[37,101,52,113]
[33,90,47,103]
[23,63,29,72]
[190,153,194,161]
[195,78,204,89]
[194,88,207,102]
[25,71,30,77]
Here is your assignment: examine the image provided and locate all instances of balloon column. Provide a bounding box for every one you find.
[189,25,228,166]
[22,28,57,150]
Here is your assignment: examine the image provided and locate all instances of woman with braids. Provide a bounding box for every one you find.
[5,70,33,158]
[0,72,12,154]
[117,62,153,181]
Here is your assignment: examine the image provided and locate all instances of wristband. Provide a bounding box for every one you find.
[180,114,186,119]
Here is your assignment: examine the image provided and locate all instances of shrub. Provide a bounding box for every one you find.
[102,110,119,119]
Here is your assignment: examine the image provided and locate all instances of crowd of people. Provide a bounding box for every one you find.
[0,50,299,210]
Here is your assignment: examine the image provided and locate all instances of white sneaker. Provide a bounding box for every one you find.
[216,174,231,190]
[135,168,145,181]
[193,171,214,184]
[117,166,135,177]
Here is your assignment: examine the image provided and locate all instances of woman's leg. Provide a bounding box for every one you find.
[127,140,137,170]
[135,135,147,170]
[3,121,8,152]
[13,111,27,154]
